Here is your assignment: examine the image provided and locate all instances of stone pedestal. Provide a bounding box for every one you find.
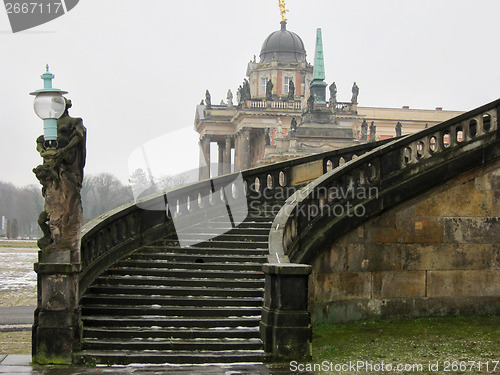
[32,250,81,364]
[276,138,288,153]
[260,263,312,360]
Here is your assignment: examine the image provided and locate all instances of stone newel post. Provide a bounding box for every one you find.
[260,263,312,359]
[32,98,86,364]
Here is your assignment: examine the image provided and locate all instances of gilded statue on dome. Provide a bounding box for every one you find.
[278,0,288,22]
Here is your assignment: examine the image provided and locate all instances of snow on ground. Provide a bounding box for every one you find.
[0,248,37,307]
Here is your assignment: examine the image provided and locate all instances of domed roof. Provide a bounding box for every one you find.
[259,21,306,63]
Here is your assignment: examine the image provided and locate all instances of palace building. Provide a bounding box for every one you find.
[194,17,463,179]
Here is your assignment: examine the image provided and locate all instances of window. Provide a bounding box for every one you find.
[284,76,292,94]
[261,78,269,96]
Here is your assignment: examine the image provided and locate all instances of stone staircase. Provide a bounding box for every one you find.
[78,210,275,365]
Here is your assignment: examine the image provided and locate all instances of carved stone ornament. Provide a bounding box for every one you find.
[33,98,86,252]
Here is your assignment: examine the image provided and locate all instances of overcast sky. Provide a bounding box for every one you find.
[1,0,500,187]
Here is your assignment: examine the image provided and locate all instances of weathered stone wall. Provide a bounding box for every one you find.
[309,158,500,324]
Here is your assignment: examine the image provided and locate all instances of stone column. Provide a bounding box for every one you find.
[198,137,211,180]
[217,141,224,176]
[240,129,251,171]
[260,263,312,360]
[223,136,232,174]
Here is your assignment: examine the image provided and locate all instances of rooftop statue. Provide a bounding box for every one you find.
[265,127,271,146]
[329,82,337,107]
[278,0,289,22]
[396,121,402,137]
[266,79,274,101]
[205,90,212,108]
[288,80,295,100]
[360,119,368,140]
[351,82,359,104]
[307,94,315,113]
[290,117,298,138]
[369,121,376,141]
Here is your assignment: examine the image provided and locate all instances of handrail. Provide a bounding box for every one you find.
[269,98,500,264]
[78,138,392,298]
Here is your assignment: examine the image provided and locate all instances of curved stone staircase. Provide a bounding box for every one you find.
[73,139,399,364]
[79,210,275,365]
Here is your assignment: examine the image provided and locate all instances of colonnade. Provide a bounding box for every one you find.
[198,130,251,180]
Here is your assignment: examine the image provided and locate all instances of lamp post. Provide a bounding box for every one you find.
[30,65,67,148]
[31,66,86,365]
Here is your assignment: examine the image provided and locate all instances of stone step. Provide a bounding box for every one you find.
[87,285,263,298]
[162,239,268,249]
[140,246,268,256]
[234,221,273,229]
[83,327,260,340]
[81,294,263,307]
[115,260,264,272]
[129,252,267,264]
[188,240,268,249]
[185,221,272,231]
[172,232,269,243]
[77,349,268,365]
[176,226,271,237]
[96,275,264,288]
[81,305,262,317]
[106,267,264,279]
[82,338,263,352]
[81,316,261,328]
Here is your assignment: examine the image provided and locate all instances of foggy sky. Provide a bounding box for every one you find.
[1,0,500,187]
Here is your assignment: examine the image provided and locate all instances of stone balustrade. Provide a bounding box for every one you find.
[245,99,302,110]
[269,99,500,265]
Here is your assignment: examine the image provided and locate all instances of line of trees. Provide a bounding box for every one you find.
[0,170,189,239]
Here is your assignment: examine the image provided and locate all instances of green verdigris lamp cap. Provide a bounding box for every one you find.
[30,64,68,96]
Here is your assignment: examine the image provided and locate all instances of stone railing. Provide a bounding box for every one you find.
[333,101,356,114]
[269,98,500,265]
[244,99,302,110]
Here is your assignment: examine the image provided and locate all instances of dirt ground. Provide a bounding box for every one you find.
[0,331,31,354]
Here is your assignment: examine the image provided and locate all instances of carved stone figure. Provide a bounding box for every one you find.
[266,79,274,101]
[351,82,359,104]
[329,82,337,107]
[360,119,368,140]
[396,121,402,137]
[289,117,298,138]
[33,98,86,251]
[237,85,242,104]
[240,79,251,102]
[265,127,271,146]
[227,89,233,108]
[288,80,295,100]
[307,94,315,113]
[205,90,212,108]
[369,121,376,141]
[276,118,283,139]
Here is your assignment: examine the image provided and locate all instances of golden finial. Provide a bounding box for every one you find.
[278,0,289,22]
